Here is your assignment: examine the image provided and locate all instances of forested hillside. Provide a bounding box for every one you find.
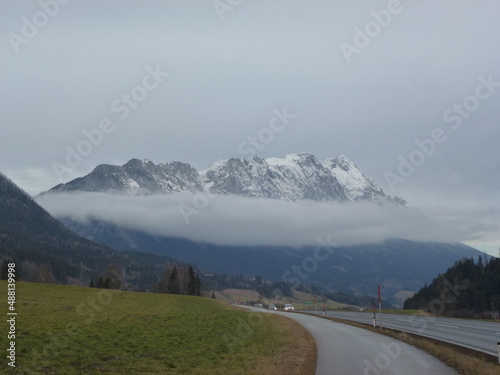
[404,256,500,318]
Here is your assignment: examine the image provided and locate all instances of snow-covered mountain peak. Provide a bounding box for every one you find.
[124,158,154,169]
[279,152,317,163]
[330,154,356,170]
[46,154,407,205]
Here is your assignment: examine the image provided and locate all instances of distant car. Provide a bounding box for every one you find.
[268,304,277,310]
[283,304,295,311]
[254,303,263,308]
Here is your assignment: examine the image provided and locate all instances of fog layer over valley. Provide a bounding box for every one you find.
[36,192,495,247]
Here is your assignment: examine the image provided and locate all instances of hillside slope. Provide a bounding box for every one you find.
[404,256,500,317]
[59,217,482,304]
[0,172,172,288]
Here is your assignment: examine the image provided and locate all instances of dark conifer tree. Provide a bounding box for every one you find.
[167,266,180,294]
[187,265,198,296]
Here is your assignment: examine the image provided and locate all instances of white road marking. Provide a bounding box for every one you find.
[434,323,459,328]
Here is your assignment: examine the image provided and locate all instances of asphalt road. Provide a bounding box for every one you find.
[306,310,500,357]
[242,306,458,375]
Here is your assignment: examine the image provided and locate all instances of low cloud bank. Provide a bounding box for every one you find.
[35,192,497,247]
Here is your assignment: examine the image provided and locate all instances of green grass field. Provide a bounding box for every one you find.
[1,281,315,374]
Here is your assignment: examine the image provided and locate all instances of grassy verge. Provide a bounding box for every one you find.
[2,281,316,374]
[305,313,499,375]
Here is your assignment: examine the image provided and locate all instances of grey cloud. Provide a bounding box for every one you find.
[35,192,492,247]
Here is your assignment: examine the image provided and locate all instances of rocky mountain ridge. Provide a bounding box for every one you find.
[47,153,406,205]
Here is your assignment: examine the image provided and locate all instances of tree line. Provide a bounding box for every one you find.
[88,263,202,297]
[157,265,201,296]
[404,255,500,318]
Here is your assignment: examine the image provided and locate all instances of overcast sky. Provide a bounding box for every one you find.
[1,1,499,255]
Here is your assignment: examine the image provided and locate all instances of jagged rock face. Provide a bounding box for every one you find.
[46,153,406,205]
[201,154,351,202]
[49,159,203,194]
